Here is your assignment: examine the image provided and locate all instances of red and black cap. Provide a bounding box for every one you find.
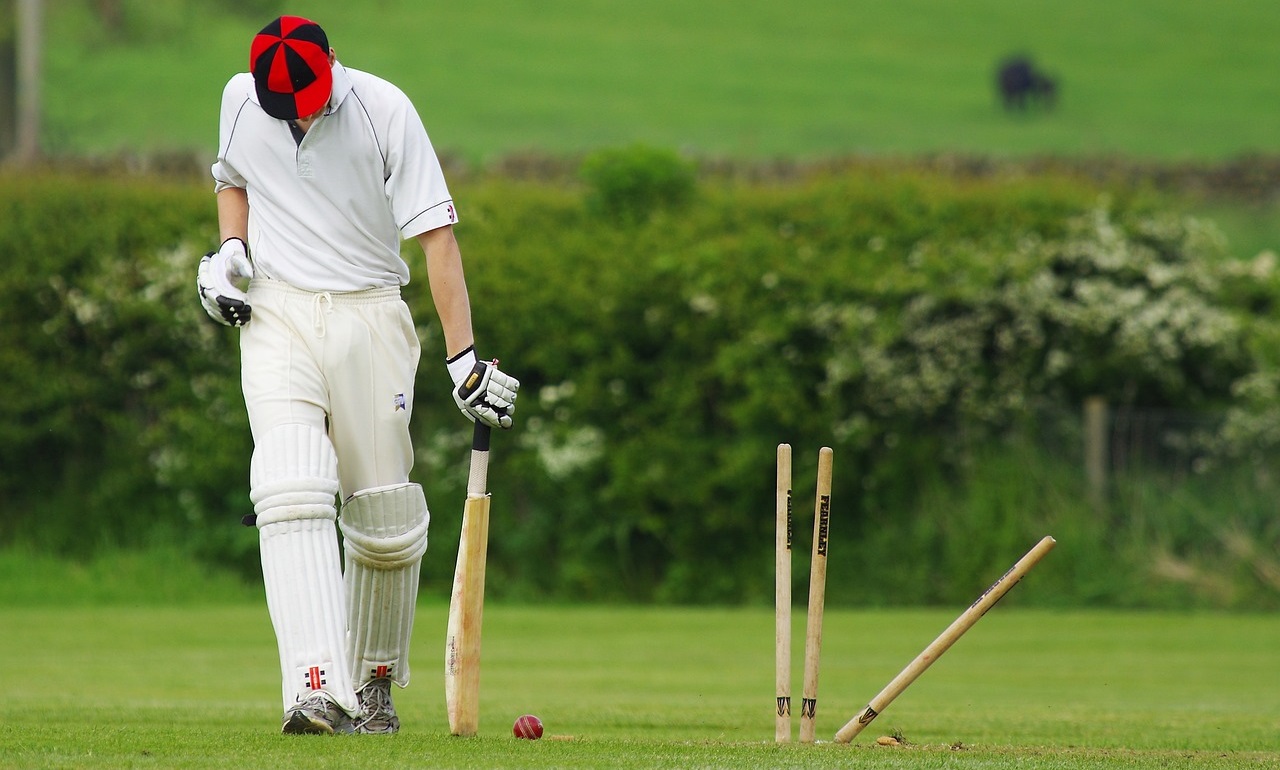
[250,16,332,120]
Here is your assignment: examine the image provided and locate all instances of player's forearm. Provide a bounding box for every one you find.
[217,187,250,243]
[418,225,475,358]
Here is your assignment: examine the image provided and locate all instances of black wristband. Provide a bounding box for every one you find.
[446,344,476,365]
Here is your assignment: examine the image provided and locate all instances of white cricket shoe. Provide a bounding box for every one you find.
[282,692,356,735]
[355,679,400,734]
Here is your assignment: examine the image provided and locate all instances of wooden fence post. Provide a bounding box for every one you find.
[1084,397,1108,506]
[13,0,42,165]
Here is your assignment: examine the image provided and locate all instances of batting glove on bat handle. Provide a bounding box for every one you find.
[197,237,254,327]
[448,346,520,430]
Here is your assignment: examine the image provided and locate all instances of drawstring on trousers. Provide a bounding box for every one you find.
[313,291,334,338]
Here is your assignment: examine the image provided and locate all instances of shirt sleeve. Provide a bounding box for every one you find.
[211,74,251,193]
[381,87,457,239]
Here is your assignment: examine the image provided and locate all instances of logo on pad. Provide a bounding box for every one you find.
[304,666,327,691]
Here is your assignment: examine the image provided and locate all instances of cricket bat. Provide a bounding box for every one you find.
[445,422,493,736]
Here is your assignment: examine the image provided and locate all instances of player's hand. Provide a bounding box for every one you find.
[197,237,254,326]
[447,347,520,429]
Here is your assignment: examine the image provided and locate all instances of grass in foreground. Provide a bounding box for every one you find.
[0,603,1276,769]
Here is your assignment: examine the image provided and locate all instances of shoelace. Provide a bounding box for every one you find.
[288,692,352,731]
[355,681,395,730]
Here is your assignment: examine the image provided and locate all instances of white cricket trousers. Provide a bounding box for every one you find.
[241,278,421,496]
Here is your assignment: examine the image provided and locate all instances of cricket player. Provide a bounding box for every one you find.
[197,15,519,735]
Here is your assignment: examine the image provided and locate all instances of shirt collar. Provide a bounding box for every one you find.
[326,60,353,113]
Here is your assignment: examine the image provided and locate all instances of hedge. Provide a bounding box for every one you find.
[3,155,1278,608]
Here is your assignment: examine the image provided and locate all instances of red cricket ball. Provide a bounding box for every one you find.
[513,714,544,740]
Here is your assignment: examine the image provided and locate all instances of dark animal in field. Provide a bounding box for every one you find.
[996,55,1058,112]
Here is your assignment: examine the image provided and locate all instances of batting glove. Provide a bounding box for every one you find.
[197,237,254,326]
[447,346,520,430]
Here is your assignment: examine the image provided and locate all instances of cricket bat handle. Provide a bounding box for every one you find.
[468,422,492,496]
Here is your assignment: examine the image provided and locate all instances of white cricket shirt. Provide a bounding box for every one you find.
[212,61,457,292]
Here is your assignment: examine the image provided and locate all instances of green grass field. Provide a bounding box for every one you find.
[16,4,1280,768]
[2,601,1276,769]
[44,0,1280,162]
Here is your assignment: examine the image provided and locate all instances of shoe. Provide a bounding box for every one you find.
[282,692,356,735]
[355,678,400,734]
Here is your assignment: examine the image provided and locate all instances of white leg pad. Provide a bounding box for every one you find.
[340,482,430,690]
[251,423,358,714]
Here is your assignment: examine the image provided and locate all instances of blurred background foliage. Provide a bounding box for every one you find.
[3,159,1279,609]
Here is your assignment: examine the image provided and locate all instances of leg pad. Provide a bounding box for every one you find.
[341,483,429,689]
[251,424,357,714]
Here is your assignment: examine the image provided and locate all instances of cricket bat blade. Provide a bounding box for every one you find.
[445,423,493,736]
